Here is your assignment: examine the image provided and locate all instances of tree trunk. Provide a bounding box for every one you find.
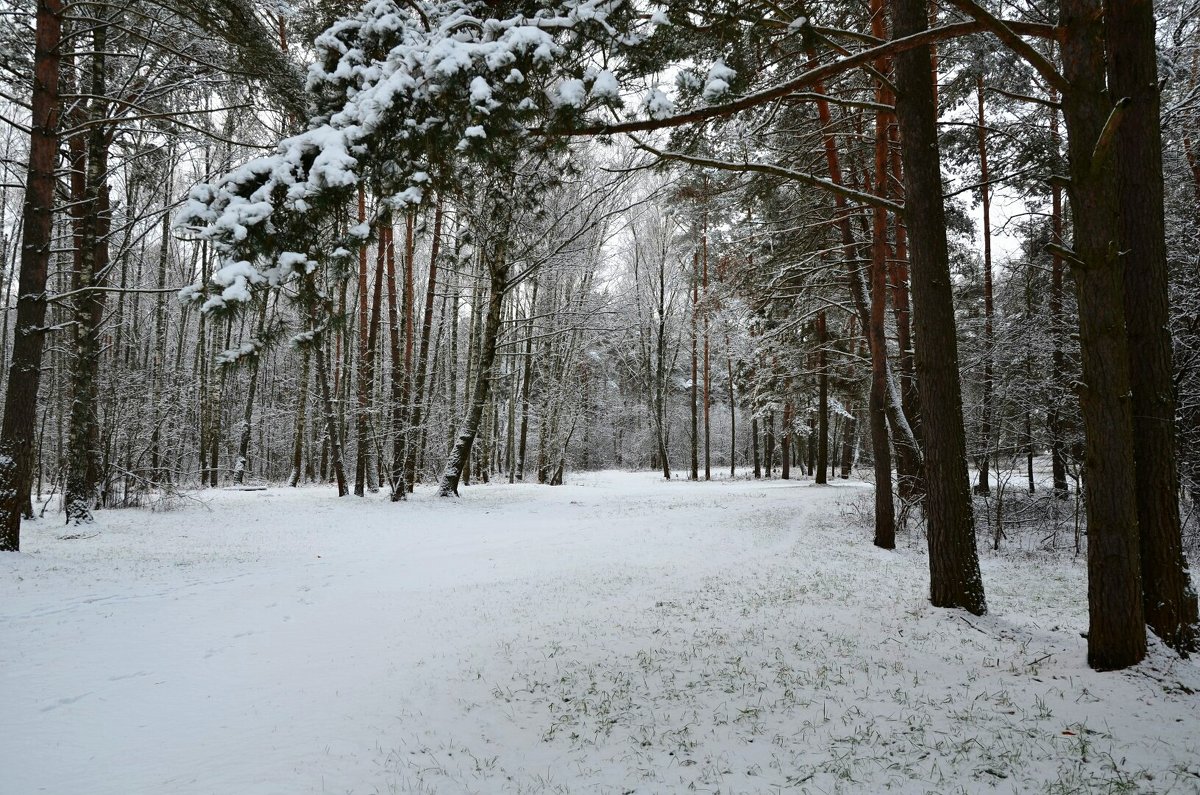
[1060,0,1145,669]
[404,201,443,490]
[1105,0,1199,655]
[0,0,61,549]
[781,401,791,480]
[869,2,897,547]
[816,311,829,485]
[234,297,270,484]
[702,210,711,481]
[1048,94,1070,497]
[887,122,925,502]
[64,22,111,523]
[353,188,371,496]
[287,346,311,487]
[517,276,538,480]
[839,411,856,479]
[751,415,761,479]
[728,354,736,478]
[439,244,508,497]
[384,222,407,499]
[975,73,994,497]
[892,0,986,614]
[690,254,699,481]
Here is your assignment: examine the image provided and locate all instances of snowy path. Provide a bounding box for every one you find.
[2,471,1198,794]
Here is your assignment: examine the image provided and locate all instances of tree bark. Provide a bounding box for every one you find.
[234,297,270,483]
[1105,0,1199,654]
[752,415,761,479]
[439,243,508,497]
[690,254,699,481]
[287,346,311,487]
[403,201,444,490]
[1048,93,1070,497]
[974,72,994,497]
[1060,0,1145,669]
[892,0,986,614]
[64,21,111,523]
[353,188,371,496]
[816,311,829,485]
[0,0,62,549]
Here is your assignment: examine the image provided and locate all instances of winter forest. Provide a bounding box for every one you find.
[2,0,1200,791]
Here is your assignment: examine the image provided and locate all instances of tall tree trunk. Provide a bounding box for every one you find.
[64,21,111,523]
[702,206,711,481]
[1048,93,1070,497]
[313,330,348,497]
[690,254,699,481]
[396,211,416,492]
[654,260,670,479]
[868,253,896,547]
[892,0,986,614]
[751,415,761,479]
[384,222,407,499]
[234,297,270,484]
[975,73,994,496]
[868,0,897,547]
[287,347,311,487]
[765,409,775,476]
[727,353,736,477]
[517,276,538,480]
[440,244,508,497]
[815,311,829,485]
[781,401,791,480]
[0,0,61,548]
[1105,0,1199,655]
[353,188,371,496]
[807,54,923,497]
[887,123,925,501]
[1060,0,1145,669]
[840,409,856,479]
[404,201,443,489]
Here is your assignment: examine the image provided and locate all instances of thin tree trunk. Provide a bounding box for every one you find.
[404,201,443,489]
[1048,92,1070,497]
[702,206,711,481]
[313,326,348,497]
[440,244,508,497]
[287,347,311,487]
[751,415,761,479]
[517,276,538,479]
[234,296,270,484]
[384,222,407,499]
[975,73,994,496]
[816,311,829,485]
[64,23,111,523]
[690,254,699,481]
[781,401,791,480]
[727,353,736,478]
[353,188,371,496]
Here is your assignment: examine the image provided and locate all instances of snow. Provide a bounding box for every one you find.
[645,87,674,119]
[553,77,588,107]
[2,472,1197,794]
[591,69,620,100]
[702,59,736,101]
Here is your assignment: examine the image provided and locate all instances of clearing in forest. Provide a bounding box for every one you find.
[2,471,1198,794]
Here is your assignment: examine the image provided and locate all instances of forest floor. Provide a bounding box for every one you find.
[2,471,1199,794]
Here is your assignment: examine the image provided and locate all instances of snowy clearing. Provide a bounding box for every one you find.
[2,471,1198,794]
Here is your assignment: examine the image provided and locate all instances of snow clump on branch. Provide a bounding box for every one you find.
[175,0,728,311]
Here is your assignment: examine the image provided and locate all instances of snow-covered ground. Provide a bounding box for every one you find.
[2,471,1198,794]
